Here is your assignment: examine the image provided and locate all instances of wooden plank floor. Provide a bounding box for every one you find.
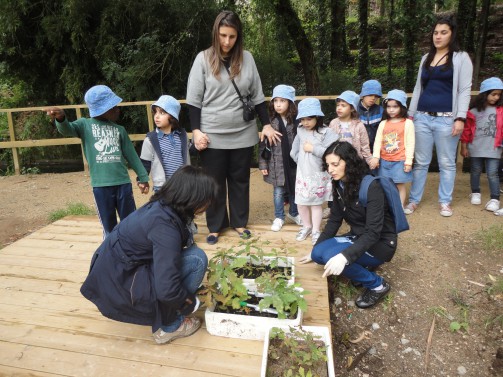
[0,215,331,376]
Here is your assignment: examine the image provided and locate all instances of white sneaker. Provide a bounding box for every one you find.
[470,193,481,205]
[439,203,453,217]
[271,218,284,232]
[494,208,503,216]
[403,202,418,215]
[311,231,321,245]
[296,227,312,241]
[485,199,500,212]
[286,213,303,226]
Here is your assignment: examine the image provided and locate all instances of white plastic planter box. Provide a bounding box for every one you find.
[204,304,303,340]
[240,256,295,293]
[260,325,335,377]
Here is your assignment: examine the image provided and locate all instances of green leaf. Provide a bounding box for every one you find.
[450,321,461,332]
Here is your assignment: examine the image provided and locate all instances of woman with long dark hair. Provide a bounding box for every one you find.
[81,166,218,344]
[300,141,398,308]
[186,10,280,245]
[405,16,473,217]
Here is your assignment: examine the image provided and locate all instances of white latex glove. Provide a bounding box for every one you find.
[298,253,312,264]
[322,254,348,278]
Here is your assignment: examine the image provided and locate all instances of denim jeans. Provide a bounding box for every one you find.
[311,237,384,289]
[273,186,298,219]
[409,113,460,204]
[160,245,208,332]
[470,157,501,199]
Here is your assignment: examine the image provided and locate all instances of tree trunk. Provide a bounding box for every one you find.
[474,0,491,84]
[464,0,477,53]
[330,0,350,66]
[402,0,417,92]
[386,0,395,79]
[457,0,477,52]
[357,0,370,80]
[274,0,320,95]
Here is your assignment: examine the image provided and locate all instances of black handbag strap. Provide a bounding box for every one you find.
[225,65,247,104]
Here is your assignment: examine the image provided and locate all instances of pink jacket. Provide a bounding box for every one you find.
[461,106,503,148]
[328,118,373,165]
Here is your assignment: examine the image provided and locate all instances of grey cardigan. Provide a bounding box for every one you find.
[408,51,473,119]
[185,50,265,149]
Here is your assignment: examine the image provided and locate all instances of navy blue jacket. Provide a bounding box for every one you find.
[80,201,196,331]
[357,102,383,153]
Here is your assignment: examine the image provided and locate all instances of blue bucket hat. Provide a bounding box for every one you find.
[272,85,296,103]
[296,98,324,119]
[385,89,408,108]
[480,77,503,93]
[152,95,181,121]
[84,85,122,118]
[337,90,360,110]
[360,80,383,97]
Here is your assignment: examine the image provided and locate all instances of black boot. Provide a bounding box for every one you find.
[355,280,390,308]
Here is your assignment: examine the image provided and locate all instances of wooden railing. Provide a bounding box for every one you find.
[4,92,478,175]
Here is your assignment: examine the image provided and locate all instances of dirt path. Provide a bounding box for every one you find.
[0,168,502,376]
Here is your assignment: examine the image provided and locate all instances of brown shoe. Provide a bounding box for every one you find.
[152,317,201,344]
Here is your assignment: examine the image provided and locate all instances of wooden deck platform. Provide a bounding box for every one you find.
[0,216,332,376]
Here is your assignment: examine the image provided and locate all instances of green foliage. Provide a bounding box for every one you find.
[381,292,394,311]
[330,276,359,300]
[269,326,328,377]
[476,225,503,253]
[203,239,307,319]
[20,166,40,175]
[48,202,94,222]
[256,273,308,319]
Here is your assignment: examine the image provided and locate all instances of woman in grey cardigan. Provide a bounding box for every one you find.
[405,16,472,218]
[186,10,280,245]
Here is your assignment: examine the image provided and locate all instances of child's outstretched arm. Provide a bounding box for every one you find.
[45,107,65,122]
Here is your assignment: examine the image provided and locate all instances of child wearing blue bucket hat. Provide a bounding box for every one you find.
[290,98,338,245]
[258,85,302,232]
[372,89,415,206]
[357,80,384,153]
[329,90,373,168]
[140,95,190,192]
[460,77,503,215]
[46,85,150,238]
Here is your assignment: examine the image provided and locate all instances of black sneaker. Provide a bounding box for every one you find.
[355,281,390,309]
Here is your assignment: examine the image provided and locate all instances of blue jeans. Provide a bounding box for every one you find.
[470,157,501,200]
[409,113,460,205]
[93,183,136,238]
[273,186,298,219]
[311,237,384,289]
[160,245,208,332]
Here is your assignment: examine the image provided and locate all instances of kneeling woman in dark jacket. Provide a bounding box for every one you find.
[300,141,397,308]
[81,166,217,344]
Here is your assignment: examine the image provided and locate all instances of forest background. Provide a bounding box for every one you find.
[0,0,502,174]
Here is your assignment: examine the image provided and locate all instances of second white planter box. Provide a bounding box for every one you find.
[260,325,336,377]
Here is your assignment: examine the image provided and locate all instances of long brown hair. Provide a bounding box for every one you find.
[424,16,460,70]
[204,11,243,80]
